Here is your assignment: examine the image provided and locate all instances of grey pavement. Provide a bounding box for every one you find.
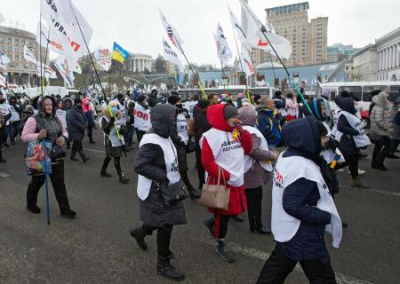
[0,129,400,284]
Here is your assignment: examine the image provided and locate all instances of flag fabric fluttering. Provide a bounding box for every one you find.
[40,0,93,74]
[159,9,185,53]
[36,22,63,54]
[239,0,291,59]
[240,46,255,78]
[216,22,232,67]
[112,42,129,64]
[94,47,112,71]
[229,7,248,47]
[0,48,11,68]
[54,55,75,88]
[37,63,57,80]
[23,46,38,64]
[162,38,183,70]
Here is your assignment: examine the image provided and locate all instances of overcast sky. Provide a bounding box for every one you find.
[1,0,398,65]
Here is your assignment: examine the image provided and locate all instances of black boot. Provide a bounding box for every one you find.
[78,150,90,163]
[115,157,130,184]
[254,202,271,235]
[203,216,215,237]
[188,186,201,200]
[60,208,77,219]
[100,157,112,177]
[27,204,41,214]
[216,239,236,263]
[180,171,200,200]
[70,148,78,161]
[129,226,148,251]
[157,255,185,281]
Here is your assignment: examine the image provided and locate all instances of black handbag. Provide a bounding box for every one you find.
[186,136,196,153]
[51,145,66,162]
[159,181,188,206]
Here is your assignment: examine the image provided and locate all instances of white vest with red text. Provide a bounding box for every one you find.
[134,103,151,132]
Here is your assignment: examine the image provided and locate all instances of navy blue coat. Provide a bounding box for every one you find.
[337,98,360,155]
[66,106,86,142]
[276,118,332,263]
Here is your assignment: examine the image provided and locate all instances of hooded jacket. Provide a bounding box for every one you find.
[66,104,86,141]
[201,104,252,216]
[277,117,332,263]
[256,106,281,147]
[370,92,393,138]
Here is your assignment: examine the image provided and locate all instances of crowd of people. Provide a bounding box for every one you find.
[0,86,399,283]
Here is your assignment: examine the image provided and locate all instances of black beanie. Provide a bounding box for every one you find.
[198,98,210,109]
[136,95,146,103]
[168,95,181,106]
[223,104,238,120]
[254,94,262,103]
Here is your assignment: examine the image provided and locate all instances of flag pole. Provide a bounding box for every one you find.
[241,1,312,114]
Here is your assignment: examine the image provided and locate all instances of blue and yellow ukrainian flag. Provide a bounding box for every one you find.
[112,42,129,64]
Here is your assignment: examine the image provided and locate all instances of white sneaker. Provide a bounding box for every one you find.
[348,169,366,175]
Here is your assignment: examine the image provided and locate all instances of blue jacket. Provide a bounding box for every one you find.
[257,107,281,147]
[66,105,86,142]
[276,117,332,263]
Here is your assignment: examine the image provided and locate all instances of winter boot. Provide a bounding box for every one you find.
[70,148,78,161]
[26,204,41,214]
[119,172,130,184]
[203,216,215,237]
[129,227,148,251]
[216,239,236,263]
[78,150,90,163]
[350,177,370,189]
[115,158,130,184]
[60,208,77,219]
[187,186,201,200]
[253,204,271,235]
[157,255,185,281]
[100,157,112,177]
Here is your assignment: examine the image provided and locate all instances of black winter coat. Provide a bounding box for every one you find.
[134,141,186,228]
[66,106,86,142]
[337,115,360,155]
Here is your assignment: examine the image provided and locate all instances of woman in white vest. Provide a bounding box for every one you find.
[99,101,129,184]
[133,94,150,143]
[335,97,370,189]
[257,117,342,284]
[168,94,201,200]
[0,91,10,162]
[130,104,186,281]
[237,106,278,234]
[201,104,253,263]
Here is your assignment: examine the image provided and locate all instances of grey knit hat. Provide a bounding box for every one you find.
[238,106,257,127]
[223,104,238,120]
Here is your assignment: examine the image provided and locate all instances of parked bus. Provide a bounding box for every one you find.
[318,81,400,121]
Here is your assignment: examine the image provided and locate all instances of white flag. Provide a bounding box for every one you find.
[37,63,57,79]
[240,46,255,78]
[23,46,38,64]
[229,7,248,47]
[0,48,11,66]
[159,9,184,53]
[54,56,75,88]
[216,23,232,67]
[239,0,291,59]
[162,38,182,70]
[94,47,112,71]
[40,0,93,73]
[36,22,64,54]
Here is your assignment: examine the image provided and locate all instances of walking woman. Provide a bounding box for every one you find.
[335,97,370,188]
[285,93,298,122]
[130,104,186,281]
[21,96,76,218]
[201,104,252,262]
[99,101,130,184]
[370,92,393,171]
[238,106,278,234]
[66,98,90,163]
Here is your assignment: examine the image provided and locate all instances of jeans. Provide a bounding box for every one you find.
[257,248,336,284]
[26,161,71,211]
[9,121,20,143]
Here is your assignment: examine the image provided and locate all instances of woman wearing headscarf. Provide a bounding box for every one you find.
[369,92,393,171]
[21,96,76,218]
[130,104,186,281]
[201,104,252,263]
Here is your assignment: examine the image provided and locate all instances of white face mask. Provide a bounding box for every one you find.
[228,121,235,127]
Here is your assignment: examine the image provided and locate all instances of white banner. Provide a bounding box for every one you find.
[162,38,183,70]
[240,46,255,78]
[229,7,248,47]
[23,46,38,64]
[216,22,232,67]
[37,63,57,80]
[239,0,291,59]
[40,0,93,73]
[36,22,64,54]
[159,9,184,53]
[94,47,112,71]
[54,55,75,88]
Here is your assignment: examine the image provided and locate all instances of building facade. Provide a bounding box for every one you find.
[125,52,152,73]
[352,44,378,82]
[0,25,47,86]
[265,2,328,66]
[376,27,400,81]
[327,43,360,63]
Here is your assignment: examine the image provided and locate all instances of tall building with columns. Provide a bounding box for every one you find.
[0,25,48,86]
[376,27,400,81]
[125,52,153,73]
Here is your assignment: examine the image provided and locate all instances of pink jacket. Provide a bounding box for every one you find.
[82,99,92,114]
[21,117,68,143]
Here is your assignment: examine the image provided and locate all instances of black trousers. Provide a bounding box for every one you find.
[87,126,93,141]
[71,140,83,157]
[26,161,71,211]
[135,129,146,144]
[372,136,391,165]
[257,249,336,284]
[195,142,205,187]
[390,139,400,154]
[142,224,173,257]
[245,187,263,229]
[341,153,359,179]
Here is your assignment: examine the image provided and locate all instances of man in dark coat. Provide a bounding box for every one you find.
[66,99,90,162]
